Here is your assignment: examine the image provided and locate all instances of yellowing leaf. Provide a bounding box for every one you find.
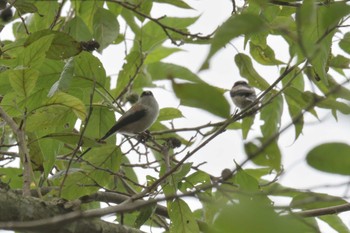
[9,68,39,98]
[48,92,87,120]
[19,34,54,69]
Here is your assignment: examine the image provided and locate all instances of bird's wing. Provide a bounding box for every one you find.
[100,106,147,140]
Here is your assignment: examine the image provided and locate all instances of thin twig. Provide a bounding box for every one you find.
[58,80,96,197]
[49,0,67,29]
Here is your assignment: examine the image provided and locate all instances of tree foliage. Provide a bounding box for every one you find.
[0,0,350,232]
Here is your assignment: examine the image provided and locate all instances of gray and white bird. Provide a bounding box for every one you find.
[76,91,159,161]
[100,91,159,140]
[230,81,257,110]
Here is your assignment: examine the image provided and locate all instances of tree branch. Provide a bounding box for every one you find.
[106,0,212,45]
[0,107,32,197]
[297,203,350,217]
[0,189,145,233]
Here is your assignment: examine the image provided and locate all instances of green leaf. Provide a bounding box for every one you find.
[75,1,104,31]
[24,30,82,60]
[19,34,55,69]
[291,192,346,210]
[2,90,46,118]
[319,2,350,31]
[48,58,75,97]
[114,51,143,97]
[281,67,304,91]
[202,13,268,69]
[139,16,198,51]
[283,88,305,140]
[46,33,82,60]
[64,16,92,41]
[309,32,333,86]
[147,62,204,83]
[296,1,350,85]
[51,169,99,200]
[135,0,153,22]
[37,138,63,179]
[14,0,38,14]
[329,54,350,69]
[93,7,120,51]
[308,72,350,101]
[84,105,116,143]
[339,32,350,55]
[260,91,283,137]
[134,202,156,229]
[306,143,350,175]
[172,81,230,118]
[49,92,87,120]
[74,51,106,87]
[234,53,270,90]
[213,202,318,233]
[0,69,12,95]
[42,133,101,147]
[144,46,182,64]
[172,163,192,185]
[26,92,86,134]
[27,133,45,172]
[120,10,140,36]
[245,139,281,171]
[27,1,59,31]
[9,68,39,98]
[309,92,350,115]
[114,156,141,193]
[180,171,212,194]
[162,163,192,197]
[244,168,273,180]
[235,168,259,192]
[169,199,200,233]
[249,41,283,65]
[319,215,350,233]
[0,168,23,189]
[83,145,122,187]
[153,0,192,9]
[295,0,316,58]
[36,59,64,90]
[158,107,183,121]
[241,115,254,139]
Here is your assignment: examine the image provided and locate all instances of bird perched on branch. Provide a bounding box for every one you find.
[100,91,159,140]
[77,91,159,160]
[230,81,258,111]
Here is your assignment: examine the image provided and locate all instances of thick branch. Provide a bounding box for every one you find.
[0,189,144,233]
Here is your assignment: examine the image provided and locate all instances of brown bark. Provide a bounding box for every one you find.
[0,189,144,233]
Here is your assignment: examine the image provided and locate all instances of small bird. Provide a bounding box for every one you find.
[76,91,159,161]
[100,91,159,140]
[230,81,257,110]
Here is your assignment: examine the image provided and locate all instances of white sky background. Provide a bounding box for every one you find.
[1,0,350,232]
